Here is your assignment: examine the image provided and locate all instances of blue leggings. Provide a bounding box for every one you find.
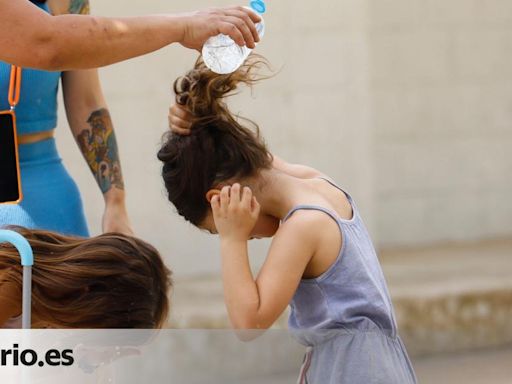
[0,138,89,237]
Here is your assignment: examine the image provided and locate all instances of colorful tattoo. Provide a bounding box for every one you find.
[68,0,90,15]
[77,109,124,194]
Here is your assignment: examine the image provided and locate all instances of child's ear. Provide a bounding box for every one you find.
[205,189,221,203]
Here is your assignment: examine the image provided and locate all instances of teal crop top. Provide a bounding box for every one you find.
[0,1,61,135]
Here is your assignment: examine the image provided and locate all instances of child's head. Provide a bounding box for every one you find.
[0,227,172,329]
[158,55,279,238]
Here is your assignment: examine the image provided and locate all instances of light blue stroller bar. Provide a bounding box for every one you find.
[0,230,34,329]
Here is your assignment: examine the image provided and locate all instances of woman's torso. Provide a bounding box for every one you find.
[0,1,61,137]
[0,1,89,237]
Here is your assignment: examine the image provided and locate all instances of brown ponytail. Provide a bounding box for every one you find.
[158,55,273,225]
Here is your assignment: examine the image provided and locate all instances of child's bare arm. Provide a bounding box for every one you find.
[212,184,321,330]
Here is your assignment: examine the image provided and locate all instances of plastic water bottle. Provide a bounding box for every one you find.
[202,0,266,74]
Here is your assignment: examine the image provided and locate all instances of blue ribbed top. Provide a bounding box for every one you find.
[0,1,61,134]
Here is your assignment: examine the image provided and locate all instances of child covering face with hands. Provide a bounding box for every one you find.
[211,184,261,241]
[159,55,417,384]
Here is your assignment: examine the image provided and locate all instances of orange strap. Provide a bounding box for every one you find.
[8,65,22,109]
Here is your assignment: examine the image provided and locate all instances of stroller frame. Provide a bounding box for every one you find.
[0,229,34,329]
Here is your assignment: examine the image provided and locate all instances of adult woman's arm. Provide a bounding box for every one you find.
[62,68,133,235]
[0,0,261,71]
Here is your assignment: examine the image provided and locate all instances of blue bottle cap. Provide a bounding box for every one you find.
[250,0,266,14]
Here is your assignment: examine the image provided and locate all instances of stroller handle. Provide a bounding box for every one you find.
[0,229,34,329]
[0,229,34,266]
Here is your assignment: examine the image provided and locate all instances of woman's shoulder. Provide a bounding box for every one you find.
[47,0,90,15]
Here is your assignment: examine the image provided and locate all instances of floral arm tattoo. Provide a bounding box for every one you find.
[77,109,125,194]
[68,0,90,15]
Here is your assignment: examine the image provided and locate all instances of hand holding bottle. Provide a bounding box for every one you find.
[179,6,262,51]
[202,1,267,74]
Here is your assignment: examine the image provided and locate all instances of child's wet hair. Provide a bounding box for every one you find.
[158,54,273,225]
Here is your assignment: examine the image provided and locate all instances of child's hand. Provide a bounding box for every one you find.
[168,103,193,135]
[211,183,260,242]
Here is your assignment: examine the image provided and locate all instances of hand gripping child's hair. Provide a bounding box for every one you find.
[0,227,172,329]
[158,55,418,384]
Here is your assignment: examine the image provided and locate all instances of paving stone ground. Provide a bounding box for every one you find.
[236,345,512,384]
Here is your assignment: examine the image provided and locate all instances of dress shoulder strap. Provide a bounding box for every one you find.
[282,205,342,226]
[316,176,353,201]
[282,177,358,224]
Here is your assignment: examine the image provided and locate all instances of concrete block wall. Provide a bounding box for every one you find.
[369,0,512,246]
[53,0,512,277]
[55,0,374,277]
